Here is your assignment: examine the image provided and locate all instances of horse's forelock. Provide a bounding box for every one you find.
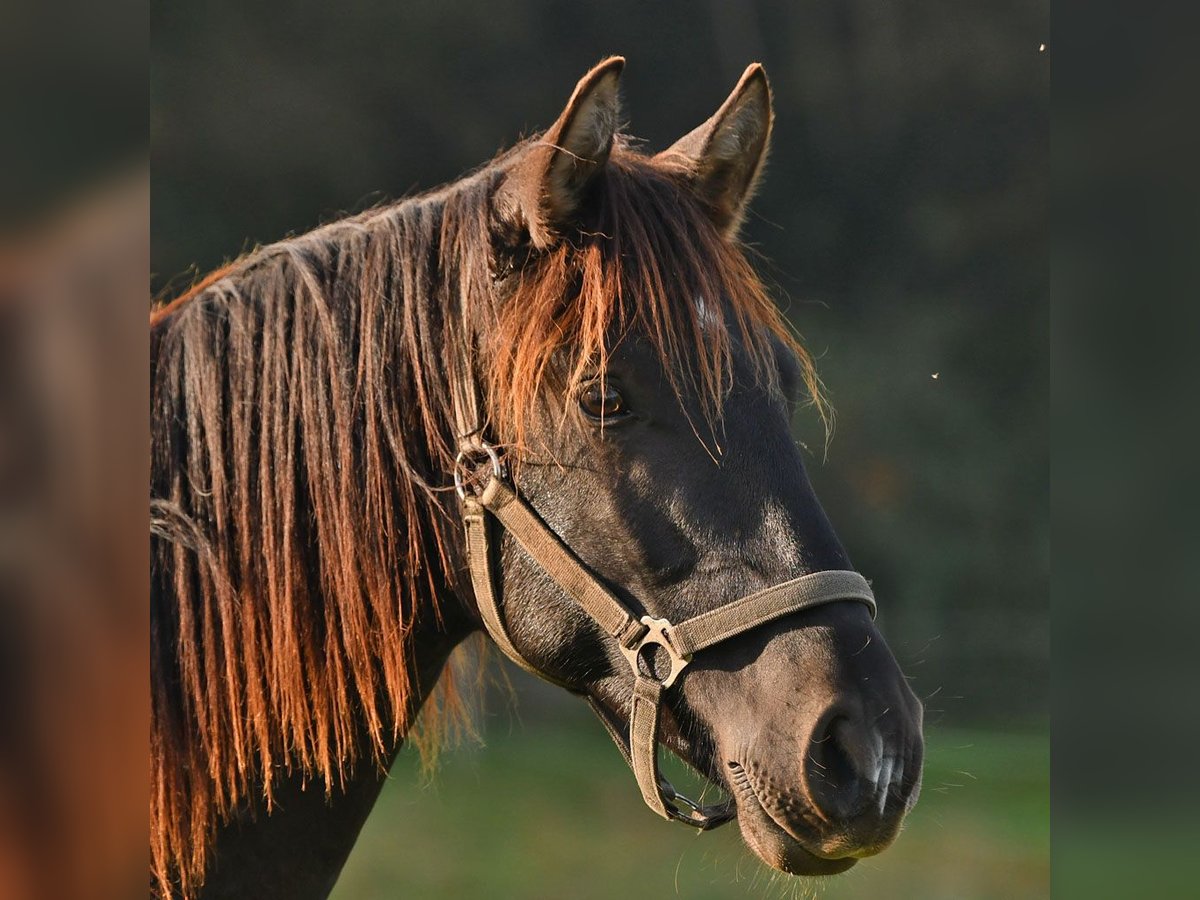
[487,142,825,456]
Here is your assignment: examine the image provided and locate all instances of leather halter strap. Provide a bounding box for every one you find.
[458,444,877,829]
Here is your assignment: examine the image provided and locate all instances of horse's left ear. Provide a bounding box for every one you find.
[659,63,774,237]
[501,56,624,248]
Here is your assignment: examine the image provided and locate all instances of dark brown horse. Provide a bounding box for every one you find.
[150,58,923,899]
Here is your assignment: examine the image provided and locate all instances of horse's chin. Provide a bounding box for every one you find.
[735,806,858,876]
[727,762,858,877]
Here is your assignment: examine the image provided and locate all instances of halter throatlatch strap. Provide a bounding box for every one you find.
[458,443,877,830]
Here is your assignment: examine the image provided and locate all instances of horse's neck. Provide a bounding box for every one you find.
[197,753,395,900]
[195,615,471,900]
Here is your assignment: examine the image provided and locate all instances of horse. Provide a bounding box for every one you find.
[150,57,924,899]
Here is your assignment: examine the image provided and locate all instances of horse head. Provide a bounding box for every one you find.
[461,58,924,874]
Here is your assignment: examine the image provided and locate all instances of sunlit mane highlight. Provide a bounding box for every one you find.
[149,136,823,897]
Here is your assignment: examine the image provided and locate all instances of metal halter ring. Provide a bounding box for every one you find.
[620,616,692,689]
[454,441,504,500]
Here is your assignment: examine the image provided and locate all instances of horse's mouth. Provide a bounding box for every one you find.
[725,760,858,876]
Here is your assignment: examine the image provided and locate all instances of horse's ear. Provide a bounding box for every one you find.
[659,63,773,237]
[502,56,624,248]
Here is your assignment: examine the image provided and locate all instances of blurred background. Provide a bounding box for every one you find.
[152,2,1048,897]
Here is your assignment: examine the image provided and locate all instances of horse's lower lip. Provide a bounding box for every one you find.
[726,761,858,876]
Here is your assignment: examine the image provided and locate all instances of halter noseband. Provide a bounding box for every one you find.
[456,441,877,829]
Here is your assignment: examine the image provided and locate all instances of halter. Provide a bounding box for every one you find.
[455,440,877,829]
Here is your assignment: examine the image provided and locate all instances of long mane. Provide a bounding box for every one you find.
[149,136,822,896]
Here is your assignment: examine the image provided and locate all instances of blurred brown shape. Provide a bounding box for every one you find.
[0,171,148,900]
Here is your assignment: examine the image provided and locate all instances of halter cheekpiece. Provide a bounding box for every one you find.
[456,440,877,829]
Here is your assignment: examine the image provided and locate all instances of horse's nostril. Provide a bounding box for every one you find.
[801,720,868,825]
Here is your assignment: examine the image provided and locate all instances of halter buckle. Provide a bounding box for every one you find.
[620,616,691,688]
[454,441,504,500]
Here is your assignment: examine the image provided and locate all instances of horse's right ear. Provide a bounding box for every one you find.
[658,63,773,237]
[497,57,624,248]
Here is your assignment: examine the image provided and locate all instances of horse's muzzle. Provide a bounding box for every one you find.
[725,694,924,872]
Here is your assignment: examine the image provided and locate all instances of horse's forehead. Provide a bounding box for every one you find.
[612,292,732,345]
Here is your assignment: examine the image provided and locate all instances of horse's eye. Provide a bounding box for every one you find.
[579,381,628,421]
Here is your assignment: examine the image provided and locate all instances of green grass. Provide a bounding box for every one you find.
[331,720,1048,899]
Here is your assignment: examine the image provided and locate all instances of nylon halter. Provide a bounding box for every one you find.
[456,441,877,829]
